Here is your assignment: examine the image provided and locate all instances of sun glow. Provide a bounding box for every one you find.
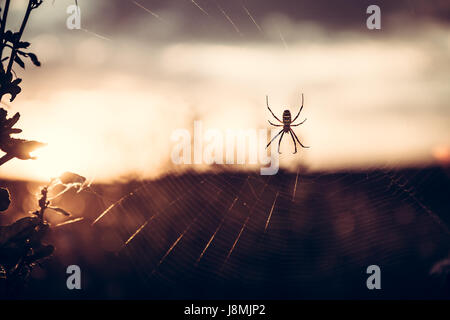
[1,32,448,182]
[0,88,182,182]
[27,137,87,182]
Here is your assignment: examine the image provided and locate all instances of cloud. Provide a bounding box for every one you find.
[78,0,450,37]
[0,0,449,181]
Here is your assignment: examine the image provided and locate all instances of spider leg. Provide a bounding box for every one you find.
[277,131,285,154]
[289,130,297,154]
[268,120,282,127]
[266,129,283,149]
[291,129,310,148]
[291,118,307,126]
[266,95,283,123]
[291,93,304,123]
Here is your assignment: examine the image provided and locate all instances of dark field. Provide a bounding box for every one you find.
[1,166,450,299]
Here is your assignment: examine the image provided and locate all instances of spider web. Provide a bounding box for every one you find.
[81,161,450,299]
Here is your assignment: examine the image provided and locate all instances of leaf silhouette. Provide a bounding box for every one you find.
[0,138,46,160]
[16,41,30,49]
[8,79,22,101]
[0,109,22,149]
[0,187,10,212]
[0,217,53,273]
[0,217,41,247]
[0,74,22,102]
[14,55,24,69]
[27,52,40,66]
[3,111,20,128]
[3,30,13,43]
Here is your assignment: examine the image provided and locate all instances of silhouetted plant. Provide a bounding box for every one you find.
[0,170,88,293]
[0,0,45,167]
[0,107,46,166]
[0,1,79,294]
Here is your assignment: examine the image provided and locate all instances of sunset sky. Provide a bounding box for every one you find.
[0,0,449,181]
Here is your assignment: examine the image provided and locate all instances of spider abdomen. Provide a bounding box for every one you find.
[282,110,291,123]
[283,110,291,131]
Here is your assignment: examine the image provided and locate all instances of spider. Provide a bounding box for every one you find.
[266,93,309,154]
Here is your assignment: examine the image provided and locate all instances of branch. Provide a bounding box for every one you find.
[0,0,11,63]
[0,153,13,166]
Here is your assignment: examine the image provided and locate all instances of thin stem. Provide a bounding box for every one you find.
[0,0,11,63]
[37,187,48,223]
[0,0,11,104]
[0,153,13,166]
